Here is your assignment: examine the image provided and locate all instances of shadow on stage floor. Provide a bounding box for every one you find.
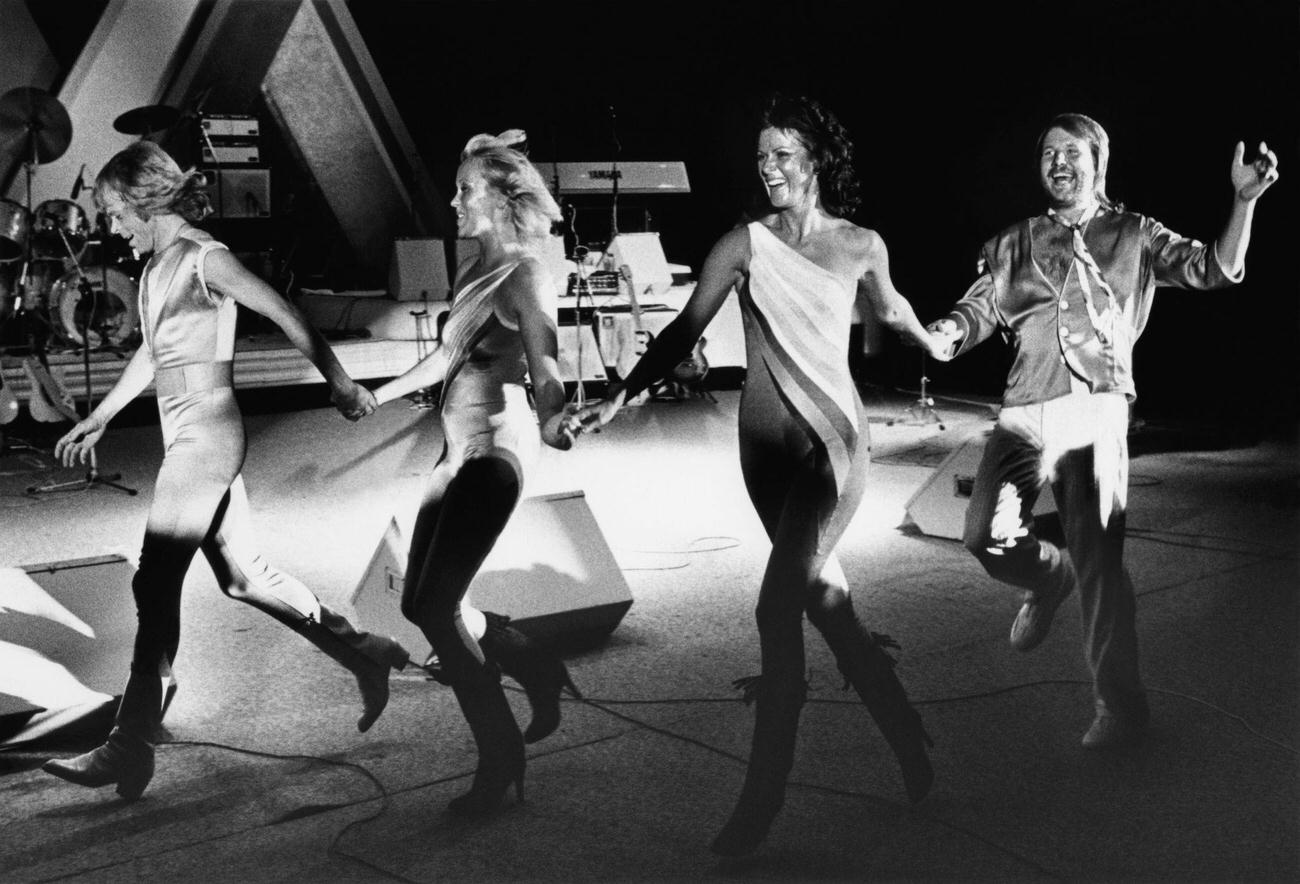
[1,388,1296,882]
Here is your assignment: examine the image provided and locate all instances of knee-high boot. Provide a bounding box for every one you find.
[478,611,581,743]
[41,665,167,801]
[711,674,807,857]
[447,662,526,816]
[819,610,934,803]
[294,604,410,732]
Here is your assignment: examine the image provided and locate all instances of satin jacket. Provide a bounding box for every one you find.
[946,209,1240,406]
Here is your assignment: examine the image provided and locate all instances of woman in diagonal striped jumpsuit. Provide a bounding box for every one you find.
[576,94,954,857]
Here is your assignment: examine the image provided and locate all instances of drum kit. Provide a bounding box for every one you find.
[0,87,161,355]
[0,86,182,496]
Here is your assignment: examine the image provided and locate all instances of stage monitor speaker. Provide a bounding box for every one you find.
[351,490,632,658]
[904,430,1056,541]
[557,324,608,382]
[453,236,570,296]
[0,555,138,744]
[608,232,673,297]
[390,237,452,302]
[203,168,271,218]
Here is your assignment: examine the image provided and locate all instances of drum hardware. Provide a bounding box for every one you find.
[32,199,90,261]
[27,224,137,498]
[0,87,133,496]
[0,86,71,356]
[111,104,181,137]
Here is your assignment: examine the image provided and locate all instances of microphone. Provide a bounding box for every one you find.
[70,164,86,200]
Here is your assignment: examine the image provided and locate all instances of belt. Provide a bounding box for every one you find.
[154,361,234,398]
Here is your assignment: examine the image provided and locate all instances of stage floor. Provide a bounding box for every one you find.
[1,389,1296,882]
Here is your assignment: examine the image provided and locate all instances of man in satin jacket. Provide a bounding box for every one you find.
[927,113,1279,749]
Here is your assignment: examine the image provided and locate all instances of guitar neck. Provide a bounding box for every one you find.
[619,264,642,331]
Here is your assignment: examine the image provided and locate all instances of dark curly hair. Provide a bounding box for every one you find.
[93,141,211,222]
[759,93,860,219]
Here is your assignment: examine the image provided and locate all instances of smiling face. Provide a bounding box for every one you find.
[100,191,155,254]
[1039,127,1098,215]
[451,160,504,239]
[756,127,819,210]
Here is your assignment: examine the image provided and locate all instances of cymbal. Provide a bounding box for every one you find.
[112,104,180,136]
[0,87,72,164]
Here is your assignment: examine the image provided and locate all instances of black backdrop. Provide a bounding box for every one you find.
[349,0,1297,437]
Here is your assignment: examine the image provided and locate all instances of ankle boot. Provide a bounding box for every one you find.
[478,611,581,743]
[710,674,806,857]
[42,726,156,800]
[822,617,934,803]
[447,665,526,816]
[299,605,410,732]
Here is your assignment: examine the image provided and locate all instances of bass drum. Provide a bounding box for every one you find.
[52,266,139,349]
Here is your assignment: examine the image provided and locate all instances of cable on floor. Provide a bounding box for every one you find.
[616,534,742,571]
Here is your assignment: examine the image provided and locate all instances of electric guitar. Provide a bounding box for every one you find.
[615,263,652,407]
[673,336,709,386]
[22,357,80,423]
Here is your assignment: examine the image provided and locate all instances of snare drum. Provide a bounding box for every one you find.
[52,265,139,348]
[32,199,91,261]
[0,199,30,262]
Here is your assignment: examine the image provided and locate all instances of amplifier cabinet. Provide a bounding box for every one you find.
[202,168,271,218]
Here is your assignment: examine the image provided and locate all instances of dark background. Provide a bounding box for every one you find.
[20,0,1300,437]
[346,0,1298,438]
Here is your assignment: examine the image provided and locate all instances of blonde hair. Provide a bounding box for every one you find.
[93,141,211,222]
[460,130,561,243]
[1037,113,1120,210]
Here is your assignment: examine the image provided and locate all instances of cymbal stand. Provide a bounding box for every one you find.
[27,227,137,496]
[887,351,946,430]
[15,154,43,353]
[2,157,44,458]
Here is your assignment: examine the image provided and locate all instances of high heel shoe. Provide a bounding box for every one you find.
[825,621,935,804]
[478,611,581,743]
[710,787,784,857]
[42,727,156,801]
[352,639,411,733]
[448,763,525,817]
[300,606,410,732]
[446,672,527,817]
[710,674,806,857]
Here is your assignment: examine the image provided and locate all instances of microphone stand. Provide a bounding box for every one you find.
[607,104,621,249]
[886,351,947,431]
[27,227,137,496]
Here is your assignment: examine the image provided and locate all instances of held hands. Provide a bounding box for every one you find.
[541,406,584,451]
[1231,141,1279,202]
[332,381,378,422]
[924,319,962,362]
[54,416,106,467]
[572,389,626,436]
